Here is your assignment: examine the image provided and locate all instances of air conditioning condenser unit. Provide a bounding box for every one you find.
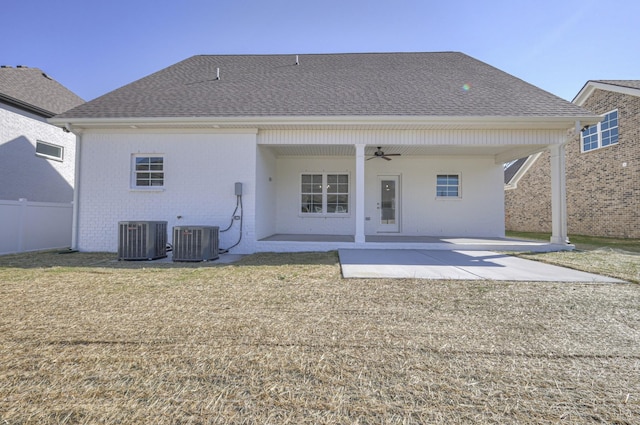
[118,221,167,260]
[172,226,219,262]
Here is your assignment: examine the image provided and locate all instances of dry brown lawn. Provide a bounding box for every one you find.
[514,248,640,284]
[1,250,639,424]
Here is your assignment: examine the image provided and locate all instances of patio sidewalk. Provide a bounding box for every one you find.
[338,249,626,282]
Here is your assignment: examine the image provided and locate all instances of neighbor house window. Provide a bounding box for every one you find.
[301,173,349,214]
[436,174,460,198]
[581,110,618,152]
[35,140,63,161]
[132,155,164,188]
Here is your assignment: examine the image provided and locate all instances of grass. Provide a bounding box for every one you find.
[1,250,639,424]
[507,231,640,253]
[513,249,639,284]
[505,231,639,284]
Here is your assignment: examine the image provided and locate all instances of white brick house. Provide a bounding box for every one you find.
[1,66,84,254]
[50,53,599,254]
[1,66,83,202]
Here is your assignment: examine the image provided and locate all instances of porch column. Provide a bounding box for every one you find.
[549,143,568,244]
[355,144,366,243]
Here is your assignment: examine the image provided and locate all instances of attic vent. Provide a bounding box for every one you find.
[36,140,63,161]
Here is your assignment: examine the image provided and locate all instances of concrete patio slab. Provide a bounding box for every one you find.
[338,249,626,282]
[256,234,575,253]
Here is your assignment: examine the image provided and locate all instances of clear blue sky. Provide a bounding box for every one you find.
[4,0,639,102]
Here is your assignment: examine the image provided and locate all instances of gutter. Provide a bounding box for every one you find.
[0,93,56,118]
[504,153,542,190]
[48,114,603,131]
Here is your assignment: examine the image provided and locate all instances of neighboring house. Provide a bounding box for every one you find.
[50,53,599,254]
[0,65,84,255]
[0,65,84,202]
[505,80,639,239]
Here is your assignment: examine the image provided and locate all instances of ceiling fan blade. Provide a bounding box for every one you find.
[384,153,401,156]
[382,156,392,161]
[366,156,376,161]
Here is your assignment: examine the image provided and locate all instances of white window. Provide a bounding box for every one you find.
[436,174,460,198]
[581,110,619,152]
[301,173,349,214]
[132,155,164,188]
[35,140,63,161]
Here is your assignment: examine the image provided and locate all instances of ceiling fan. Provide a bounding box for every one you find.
[367,147,401,161]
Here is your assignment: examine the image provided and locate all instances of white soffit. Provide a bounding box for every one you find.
[268,144,549,158]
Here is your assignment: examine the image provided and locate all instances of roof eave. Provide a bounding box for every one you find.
[573,81,640,105]
[504,153,543,190]
[0,93,56,118]
[49,114,601,131]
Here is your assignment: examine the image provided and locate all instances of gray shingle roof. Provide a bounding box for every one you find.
[504,157,528,184]
[55,52,592,120]
[0,66,84,116]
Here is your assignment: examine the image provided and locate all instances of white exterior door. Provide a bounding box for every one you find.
[377,175,400,232]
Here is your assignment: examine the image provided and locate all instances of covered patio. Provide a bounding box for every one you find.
[254,126,582,255]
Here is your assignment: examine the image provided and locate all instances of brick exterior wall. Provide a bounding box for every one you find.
[505,88,640,238]
[505,151,552,233]
[76,131,258,254]
[0,105,76,202]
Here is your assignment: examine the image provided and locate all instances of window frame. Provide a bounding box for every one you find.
[35,140,64,162]
[581,109,619,153]
[131,154,165,190]
[300,172,350,216]
[435,173,461,199]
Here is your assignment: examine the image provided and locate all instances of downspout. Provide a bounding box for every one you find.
[67,124,82,250]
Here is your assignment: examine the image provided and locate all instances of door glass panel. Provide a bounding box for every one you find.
[380,180,395,224]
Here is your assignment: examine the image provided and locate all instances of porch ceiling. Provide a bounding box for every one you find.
[265,144,548,162]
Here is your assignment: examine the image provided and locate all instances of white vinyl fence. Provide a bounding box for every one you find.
[0,199,72,255]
